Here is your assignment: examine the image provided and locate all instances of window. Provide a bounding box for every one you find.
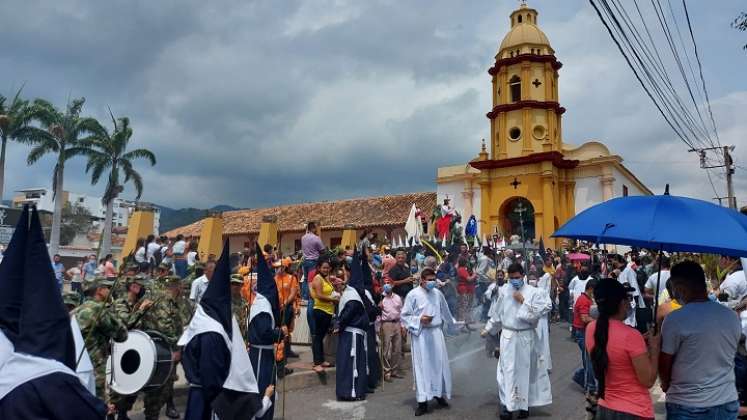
[509,127,522,141]
[623,185,629,197]
[517,15,522,23]
[509,75,521,102]
[78,197,84,203]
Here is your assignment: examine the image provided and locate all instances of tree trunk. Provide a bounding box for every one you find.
[0,136,6,203]
[48,161,64,256]
[99,197,115,259]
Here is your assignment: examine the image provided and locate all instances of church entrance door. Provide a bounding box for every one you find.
[498,197,535,242]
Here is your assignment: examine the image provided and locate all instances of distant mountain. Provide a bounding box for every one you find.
[157,204,241,234]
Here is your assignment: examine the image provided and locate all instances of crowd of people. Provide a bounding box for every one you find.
[9,208,747,420]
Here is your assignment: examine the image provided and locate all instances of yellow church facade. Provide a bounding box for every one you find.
[437,3,651,249]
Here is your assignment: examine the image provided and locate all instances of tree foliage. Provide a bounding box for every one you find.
[60,202,93,246]
[82,110,156,204]
[734,12,747,52]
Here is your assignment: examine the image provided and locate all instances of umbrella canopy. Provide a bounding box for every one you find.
[553,194,747,257]
[567,252,591,261]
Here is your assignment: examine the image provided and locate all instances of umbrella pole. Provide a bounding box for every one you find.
[653,244,663,334]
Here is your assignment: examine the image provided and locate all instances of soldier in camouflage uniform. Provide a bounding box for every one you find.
[110,276,155,419]
[114,275,184,420]
[231,273,250,344]
[62,290,82,311]
[72,277,129,405]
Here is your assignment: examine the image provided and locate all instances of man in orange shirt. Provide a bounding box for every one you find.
[275,258,301,360]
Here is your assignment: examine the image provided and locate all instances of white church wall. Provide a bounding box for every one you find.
[611,167,648,197]
[574,176,604,214]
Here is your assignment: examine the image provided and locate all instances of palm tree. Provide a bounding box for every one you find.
[83,110,156,258]
[17,97,103,256]
[0,87,35,202]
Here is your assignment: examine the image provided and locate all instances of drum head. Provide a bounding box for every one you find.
[106,330,157,395]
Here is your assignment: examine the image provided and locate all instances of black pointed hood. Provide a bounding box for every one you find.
[360,248,373,293]
[0,205,29,343]
[200,240,232,338]
[15,207,75,368]
[347,249,365,292]
[255,243,280,322]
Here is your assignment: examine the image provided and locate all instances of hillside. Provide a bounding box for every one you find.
[157,204,240,233]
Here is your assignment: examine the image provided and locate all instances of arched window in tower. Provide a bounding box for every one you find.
[509,75,521,102]
[517,15,522,23]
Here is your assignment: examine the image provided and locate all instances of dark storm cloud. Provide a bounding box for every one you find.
[1,0,745,209]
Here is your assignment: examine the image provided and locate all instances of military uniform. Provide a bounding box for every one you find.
[72,278,128,401]
[231,274,249,343]
[115,276,184,420]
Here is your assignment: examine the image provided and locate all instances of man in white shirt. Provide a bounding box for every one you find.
[145,235,161,265]
[644,256,671,305]
[189,261,215,304]
[718,256,747,306]
[568,264,592,307]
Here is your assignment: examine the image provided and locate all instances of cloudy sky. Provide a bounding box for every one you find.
[1,0,745,209]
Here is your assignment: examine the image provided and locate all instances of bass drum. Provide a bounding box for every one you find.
[106,330,174,395]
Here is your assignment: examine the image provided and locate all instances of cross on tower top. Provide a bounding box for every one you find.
[510,177,522,190]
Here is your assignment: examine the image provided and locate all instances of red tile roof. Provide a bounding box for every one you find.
[164,192,436,238]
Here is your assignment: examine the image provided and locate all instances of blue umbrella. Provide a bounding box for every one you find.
[553,193,747,257]
[552,189,747,329]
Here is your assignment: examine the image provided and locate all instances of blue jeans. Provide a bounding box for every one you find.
[572,327,596,393]
[666,400,738,420]
[174,259,188,279]
[302,259,317,332]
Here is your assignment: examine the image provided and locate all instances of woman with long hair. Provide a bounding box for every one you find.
[586,280,660,420]
[310,259,339,373]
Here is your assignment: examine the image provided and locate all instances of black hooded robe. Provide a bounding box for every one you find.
[335,297,369,400]
[247,312,282,420]
[0,372,106,420]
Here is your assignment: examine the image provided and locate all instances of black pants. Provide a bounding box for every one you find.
[312,309,333,365]
[596,405,653,420]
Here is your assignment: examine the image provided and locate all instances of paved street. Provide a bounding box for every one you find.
[133,321,603,419]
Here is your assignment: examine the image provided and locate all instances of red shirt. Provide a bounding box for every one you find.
[572,293,592,329]
[586,320,653,419]
[456,267,475,295]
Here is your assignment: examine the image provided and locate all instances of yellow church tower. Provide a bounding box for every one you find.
[471,2,577,248]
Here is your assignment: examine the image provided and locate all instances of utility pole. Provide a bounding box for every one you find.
[689,145,737,209]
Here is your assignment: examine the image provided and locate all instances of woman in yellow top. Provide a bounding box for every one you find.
[311,260,339,372]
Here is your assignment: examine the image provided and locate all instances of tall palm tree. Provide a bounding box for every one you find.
[83,111,156,258]
[17,97,103,256]
[0,87,35,202]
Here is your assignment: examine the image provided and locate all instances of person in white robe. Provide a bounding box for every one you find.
[535,269,553,372]
[482,263,552,420]
[401,267,456,416]
[618,259,642,327]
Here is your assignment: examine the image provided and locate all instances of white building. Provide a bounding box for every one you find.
[12,188,160,234]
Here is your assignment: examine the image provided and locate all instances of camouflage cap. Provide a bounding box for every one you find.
[62,291,80,307]
[87,276,115,290]
[124,262,140,272]
[163,275,181,287]
[230,274,244,285]
[158,261,172,271]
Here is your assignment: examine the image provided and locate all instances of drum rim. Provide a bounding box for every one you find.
[107,329,158,395]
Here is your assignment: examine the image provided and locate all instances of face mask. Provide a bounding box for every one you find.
[411,266,419,275]
[425,280,437,291]
[528,279,538,287]
[383,284,393,294]
[509,278,524,289]
[626,301,635,319]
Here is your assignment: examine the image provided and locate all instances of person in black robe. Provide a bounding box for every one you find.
[179,241,274,420]
[335,251,370,401]
[0,206,106,420]
[360,249,382,391]
[247,244,285,420]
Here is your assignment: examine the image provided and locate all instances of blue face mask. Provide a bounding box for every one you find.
[383,284,393,294]
[425,280,437,291]
[509,278,524,289]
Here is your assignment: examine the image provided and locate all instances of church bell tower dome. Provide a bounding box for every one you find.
[497,3,554,59]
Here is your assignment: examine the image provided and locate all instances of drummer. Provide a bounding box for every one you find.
[115,275,185,420]
[72,277,129,407]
